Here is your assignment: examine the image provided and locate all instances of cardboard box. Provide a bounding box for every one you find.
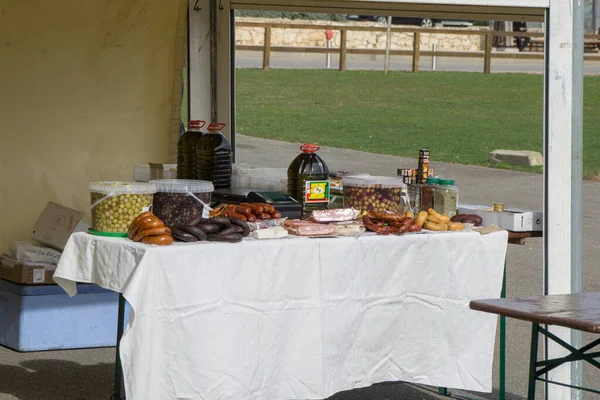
[0,257,54,285]
[31,202,87,251]
[458,204,543,232]
[134,163,177,182]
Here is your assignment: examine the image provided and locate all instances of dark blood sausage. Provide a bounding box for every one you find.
[188,215,207,227]
[171,227,199,242]
[219,226,241,235]
[197,224,221,234]
[208,217,231,228]
[207,233,243,243]
[180,225,208,241]
[228,217,250,237]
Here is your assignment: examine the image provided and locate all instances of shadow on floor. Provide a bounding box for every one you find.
[0,359,119,400]
[0,358,526,400]
[327,382,526,400]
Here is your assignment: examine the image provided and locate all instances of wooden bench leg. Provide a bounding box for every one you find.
[527,323,540,400]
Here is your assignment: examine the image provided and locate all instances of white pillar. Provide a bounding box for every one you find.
[189,0,212,123]
[216,0,232,142]
[544,0,584,398]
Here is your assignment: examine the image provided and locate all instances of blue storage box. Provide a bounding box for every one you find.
[0,279,131,352]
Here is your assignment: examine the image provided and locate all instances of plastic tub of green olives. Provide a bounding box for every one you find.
[89,181,157,233]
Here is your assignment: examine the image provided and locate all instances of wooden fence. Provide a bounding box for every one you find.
[235,22,600,73]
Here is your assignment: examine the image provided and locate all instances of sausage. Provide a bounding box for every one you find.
[171,227,199,242]
[426,214,445,224]
[262,204,275,214]
[208,217,231,228]
[227,217,250,237]
[400,217,414,227]
[415,211,428,228]
[197,223,220,234]
[223,209,248,221]
[447,221,464,231]
[366,211,406,223]
[180,225,208,241]
[423,222,447,232]
[133,226,172,242]
[451,214,482,227]
[206,233,243,243]
[405,211,415,219]
[257,213,271,220]
[241,203,265,214]
[408,224,422,232]
[233,205,254,218]
[427,208,450,223]
[271,211,282,219]
[188,215,207,226]
[128,216,160,239]
[393,225,408,235]
[219,226,241,235]
[131,211,154,227]
[142,235,174,246]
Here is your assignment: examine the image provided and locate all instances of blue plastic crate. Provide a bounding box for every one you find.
[0,279,131,352]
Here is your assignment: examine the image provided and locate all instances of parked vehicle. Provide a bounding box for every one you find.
[346,15,473,28]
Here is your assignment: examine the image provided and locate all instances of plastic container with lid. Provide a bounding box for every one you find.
[434,178,459,217]
[89,181,156,236]
[343,175,406,214]
[150,179,214,227]
[198,123,232,189]
[287,144,330,216]
[420,177,440,212]
[177,120,206,180]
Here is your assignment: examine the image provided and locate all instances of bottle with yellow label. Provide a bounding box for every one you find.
[287,144,330,216]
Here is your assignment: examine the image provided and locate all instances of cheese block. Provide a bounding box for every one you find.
[250,226,288,240]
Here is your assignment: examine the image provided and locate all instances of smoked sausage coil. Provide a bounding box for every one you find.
[142,235,174,246]
[133,226,172,242]
[129,217,162,239]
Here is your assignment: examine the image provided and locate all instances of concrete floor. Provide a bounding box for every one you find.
[1,134,599,399]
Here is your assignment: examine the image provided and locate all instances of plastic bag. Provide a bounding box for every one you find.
[9,241,62,266]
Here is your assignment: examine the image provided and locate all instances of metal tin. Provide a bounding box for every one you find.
[493,203,505,212]
[417,149,431,184]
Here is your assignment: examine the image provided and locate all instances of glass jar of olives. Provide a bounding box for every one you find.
[342,176,406,214]
[89,181,157,234]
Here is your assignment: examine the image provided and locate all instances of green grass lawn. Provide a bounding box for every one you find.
[236,69,600,177]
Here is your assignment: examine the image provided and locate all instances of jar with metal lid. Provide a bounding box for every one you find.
[434,179,459,217]
[420,177,440,212]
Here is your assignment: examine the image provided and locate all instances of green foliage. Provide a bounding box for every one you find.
[234,10,347,22]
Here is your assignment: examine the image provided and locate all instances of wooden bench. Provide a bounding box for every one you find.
[470,292,600,399]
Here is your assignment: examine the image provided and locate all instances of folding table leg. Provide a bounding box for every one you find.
[499,262,507,400]
[527,323,540,400]
[113,293,127,400]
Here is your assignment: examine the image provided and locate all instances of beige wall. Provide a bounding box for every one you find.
[0,0,184,252]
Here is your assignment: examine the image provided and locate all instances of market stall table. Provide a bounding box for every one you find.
[54,230,508,400]
[470,292,600,399]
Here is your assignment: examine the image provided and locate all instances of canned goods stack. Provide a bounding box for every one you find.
[417,149,430,184]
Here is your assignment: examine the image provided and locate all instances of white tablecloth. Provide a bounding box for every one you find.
[54,230,508,400]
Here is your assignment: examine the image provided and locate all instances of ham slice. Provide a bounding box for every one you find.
[284,220,336,236]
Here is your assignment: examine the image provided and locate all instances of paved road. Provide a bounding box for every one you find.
[1,135,599,399]
[236,50,600,74]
